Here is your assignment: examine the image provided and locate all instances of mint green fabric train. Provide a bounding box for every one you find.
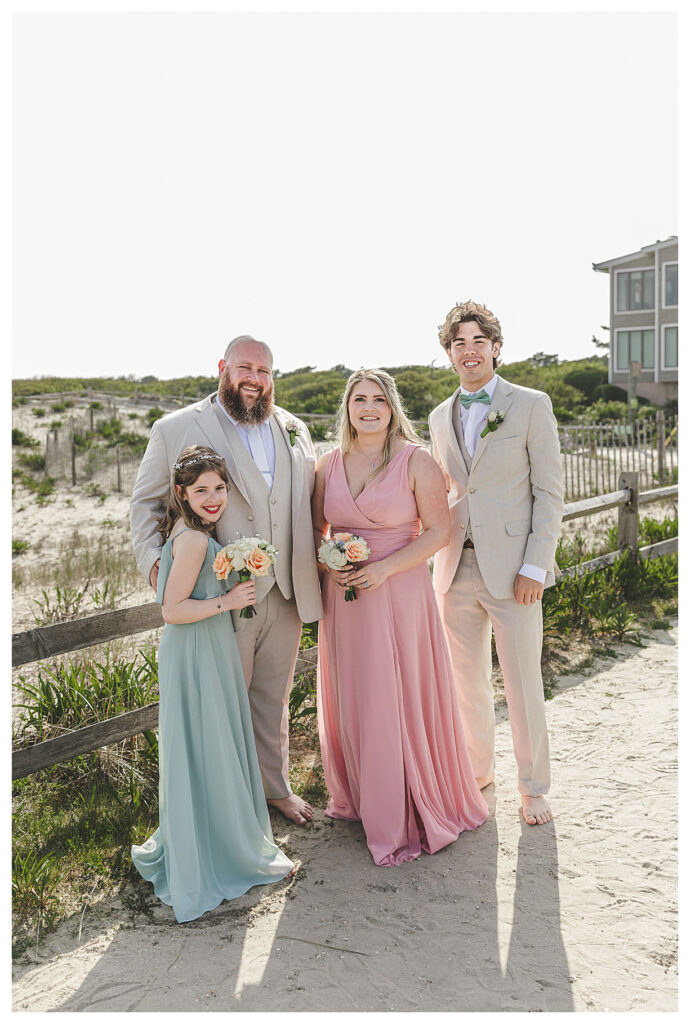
[131,529,293,922]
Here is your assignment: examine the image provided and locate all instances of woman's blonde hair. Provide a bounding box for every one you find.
[335,369,419,478]
[157,445,231,541]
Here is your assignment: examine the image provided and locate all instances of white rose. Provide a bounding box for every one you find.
[229,548,247,570]
[487,411,497,422]
[318,542,347,570]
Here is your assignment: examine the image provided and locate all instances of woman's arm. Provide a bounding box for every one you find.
[311,452,350,588]
[161,531,256,624]
[344,448,450,592]
[311,453,330,548]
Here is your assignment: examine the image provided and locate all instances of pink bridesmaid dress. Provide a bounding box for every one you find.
[317,445,488,866]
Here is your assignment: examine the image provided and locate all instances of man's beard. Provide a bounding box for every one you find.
[218,376,275,424]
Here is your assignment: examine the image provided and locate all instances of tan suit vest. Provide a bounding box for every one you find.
[451,396,474,544]
[212,406,294,601]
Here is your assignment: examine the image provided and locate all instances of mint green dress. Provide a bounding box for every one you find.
[131,529,293,922]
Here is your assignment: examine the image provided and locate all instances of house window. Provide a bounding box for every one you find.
[616,269,655,311]
[616,329,655,372]
[664,263,678,307]
[663,326,678,369]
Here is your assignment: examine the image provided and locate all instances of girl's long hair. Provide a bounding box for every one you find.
[157,445,231,541]
[335,369,419,479]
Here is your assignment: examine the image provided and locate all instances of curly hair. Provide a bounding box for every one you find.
[157,445,231,541]
[438,300,503,369]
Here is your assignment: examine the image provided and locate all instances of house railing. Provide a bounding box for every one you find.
[12,473,677,781]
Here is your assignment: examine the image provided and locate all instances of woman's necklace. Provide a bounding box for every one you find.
[355,442,383,472]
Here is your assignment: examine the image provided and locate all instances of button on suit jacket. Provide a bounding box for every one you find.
[428,376,564,600]
[130,393,323,627]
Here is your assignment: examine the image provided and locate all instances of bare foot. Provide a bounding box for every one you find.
[267,794,314,825]
[521,795,552,826]
[476,775,495,790]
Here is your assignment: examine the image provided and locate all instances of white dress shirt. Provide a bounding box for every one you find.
[217,402,275,489]
[459,376,546,586]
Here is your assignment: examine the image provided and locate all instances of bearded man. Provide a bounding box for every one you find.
[130,335,323,825]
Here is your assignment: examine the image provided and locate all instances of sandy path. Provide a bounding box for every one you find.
[12,624,677,1012]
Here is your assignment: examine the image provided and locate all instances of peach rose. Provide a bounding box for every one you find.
[344,539,369,563]
[333,532,353,543]
[246,547,272,577]
[213,551,232,579]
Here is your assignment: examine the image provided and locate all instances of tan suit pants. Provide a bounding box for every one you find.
[437,548,550,796]
[235,585,302,799]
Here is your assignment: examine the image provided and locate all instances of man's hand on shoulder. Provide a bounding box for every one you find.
[513,574,544,605]
[149,560,160,591]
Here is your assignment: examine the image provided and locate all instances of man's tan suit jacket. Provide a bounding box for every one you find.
[130,394,323,627]
[429,376,564,600]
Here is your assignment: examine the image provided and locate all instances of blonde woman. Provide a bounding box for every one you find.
[312,371,487,866]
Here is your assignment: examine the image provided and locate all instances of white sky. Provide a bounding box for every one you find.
[12,8,678,379]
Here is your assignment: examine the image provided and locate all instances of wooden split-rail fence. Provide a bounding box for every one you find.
[12,473,678,782]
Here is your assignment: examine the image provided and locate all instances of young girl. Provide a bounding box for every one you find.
[131,445,293,922]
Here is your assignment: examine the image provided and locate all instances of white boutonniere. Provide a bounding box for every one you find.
[285,420,301,446]
[480,409,505,438]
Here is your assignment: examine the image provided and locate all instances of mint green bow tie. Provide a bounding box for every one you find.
[459,389,491,408]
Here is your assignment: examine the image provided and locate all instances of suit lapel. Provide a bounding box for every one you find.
[195,395,251,506]
[442,389,469,483]
[272,409,304,528]
[470,376,514,473]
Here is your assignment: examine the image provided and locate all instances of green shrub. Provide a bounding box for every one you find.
[18,452,45,472]
[582,400,629,422]
[15,647,160,740]
[95,416,122,441]
[12,428,39,448]
[146,408,165,427]
[32,407,46,418]
[15,472,55,501]
[73,430,92,452]
[12,539,29,557]
[639,514,678,545]
[592,383,629,403]
[12,850,66,943]
[563,366,608,400]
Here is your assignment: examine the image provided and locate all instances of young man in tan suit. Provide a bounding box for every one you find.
[429,302,564,826]
[131,336,323,825]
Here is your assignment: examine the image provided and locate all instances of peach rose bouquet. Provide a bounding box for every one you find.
[318,532,371,603]
[213,535,278,618]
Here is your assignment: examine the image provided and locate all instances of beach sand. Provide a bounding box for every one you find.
[12,623,677,1012]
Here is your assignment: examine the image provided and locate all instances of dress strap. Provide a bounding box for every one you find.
[169,526,211,545]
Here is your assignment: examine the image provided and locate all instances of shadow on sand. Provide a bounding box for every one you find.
[28,786,574,1013]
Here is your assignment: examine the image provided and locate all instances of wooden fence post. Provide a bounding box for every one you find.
[656,410,666,486]
[618,470,639,560]
[116,444,122,493]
